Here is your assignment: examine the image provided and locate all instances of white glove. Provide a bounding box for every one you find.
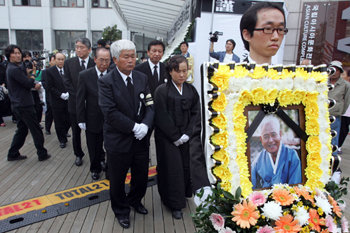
[194,186,213,207]
[60,93,66,100]
[65,92,69,100]
[135,123,148,140]
[78,123,86,130]
[180,134,189,143]
[173,138,183,147]
[133,123,141,133]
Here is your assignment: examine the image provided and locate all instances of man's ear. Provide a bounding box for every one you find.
[242,29,252,42]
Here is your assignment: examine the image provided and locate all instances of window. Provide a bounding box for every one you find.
[0,30,9,50]
[13,0,41,6]
[54,0,83,7]
[0,0,5,6]
[16,30,43,50]
[92,0,111,8]
[55,30,86,50]
[92,31,102,47]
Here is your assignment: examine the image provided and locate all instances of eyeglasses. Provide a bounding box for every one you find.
[254,27,288,35]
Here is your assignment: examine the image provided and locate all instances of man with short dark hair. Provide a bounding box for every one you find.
[5,44,51,162]
[77,47,110,180]
[240,2,287,64]
[180,41,194,83]
[210,39,240,63]
[63,38,95,166]
[46,53,70,149]
[134,40,167,97]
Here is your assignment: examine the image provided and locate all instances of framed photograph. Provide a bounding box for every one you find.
[245,105,307,190]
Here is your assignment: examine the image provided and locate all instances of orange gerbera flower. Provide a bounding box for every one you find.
[309,208,326,232]
[272,189,294,206]
[320,229,330,233]
[274,214,301,233]
[293,186,315,204]
[231,200,259,229]
[327,195,342,218]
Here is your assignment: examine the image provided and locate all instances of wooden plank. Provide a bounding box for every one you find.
[153,185,165,233]
[37,218,55,233]
[80,204,99,232]
[68,207,89,233]
[90,201,109,232]
[56,212,76,233]
[101,201,116,233]
[144,187,154,233]
[183,199,196,233]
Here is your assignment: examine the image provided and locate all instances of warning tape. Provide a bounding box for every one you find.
[0,166,157,232]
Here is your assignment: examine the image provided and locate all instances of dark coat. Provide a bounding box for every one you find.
[6,62,35,108]
[46,66,68,109]
[154,81,210,209]
[98,68,154,153]
[134,61,167,97]
[76,67,104,133]
[63,56,95,114]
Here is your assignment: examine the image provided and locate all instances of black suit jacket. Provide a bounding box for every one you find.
[76,67,104,133]
[46,66,68,109]
[134,61,167,97]
[63,56,95,113]
[98,68,154,153]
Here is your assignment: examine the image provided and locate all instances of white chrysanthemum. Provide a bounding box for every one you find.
[294,206,310,226]
[261,201,282,220]
[315,195,333,215]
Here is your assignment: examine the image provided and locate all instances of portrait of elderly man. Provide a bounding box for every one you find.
[251,115,302,189]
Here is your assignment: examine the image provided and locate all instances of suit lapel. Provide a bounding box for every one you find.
[87,57,95,69]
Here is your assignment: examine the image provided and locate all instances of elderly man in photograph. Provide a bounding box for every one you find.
[98,40,154,229]
[251,116,302,189]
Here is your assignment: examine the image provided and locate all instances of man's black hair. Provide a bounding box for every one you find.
[5,44,22,61]
[22,51,32,58]
[94,47,110,58]
[180,41,189,47]
[226,39,236,50]
[97,39,107,48]
[147,40,165,52]
[76,38,92,49]
[240,2,285,51]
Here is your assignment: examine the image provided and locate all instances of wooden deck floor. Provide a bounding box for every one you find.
[0,116,349,233]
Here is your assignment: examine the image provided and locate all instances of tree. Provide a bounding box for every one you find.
[102,25,122,44]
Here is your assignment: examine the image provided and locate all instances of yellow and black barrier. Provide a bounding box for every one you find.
[0,166,157,232]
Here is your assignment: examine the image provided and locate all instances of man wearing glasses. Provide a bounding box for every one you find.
[240,2,288,64]
[76,47,110,180]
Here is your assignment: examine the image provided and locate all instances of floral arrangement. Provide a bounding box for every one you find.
[193,184,349,233]
[203,63,332,197]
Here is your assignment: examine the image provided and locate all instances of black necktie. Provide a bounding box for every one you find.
[81,60,85,70]
[126,76,134,100]
[153,65,158,84]
[59,69,63,77]
[99,73,103,78]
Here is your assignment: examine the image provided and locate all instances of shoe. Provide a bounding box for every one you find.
[0,123,6,127]
[75,157,83,166]
[45,130,51,135]
[59,142,66,148]
[132,204,148,215]
[66,133,71,137]
[38,154,51,161]
[8,155,27,161]
[172,210,182,219]
[39,124,44,129]
[91,172,100,180]
[117,216,130,229]
[101,161,107,171]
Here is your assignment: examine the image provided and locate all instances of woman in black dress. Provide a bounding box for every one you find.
[154,55,210,219]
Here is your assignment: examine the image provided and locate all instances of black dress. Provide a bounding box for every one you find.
[154,81,210,210]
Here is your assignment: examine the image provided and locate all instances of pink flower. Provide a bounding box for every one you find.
[248,191,267,207]
[256,225,275,233]
[209,213,225,231]
[342,216,349,233]
[219,227,236,233]
[325,215,336,232]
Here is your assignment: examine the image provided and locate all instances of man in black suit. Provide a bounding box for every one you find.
[63,38,95,166]
[5,44,51,162]
[134,40,167,97]
[98,40,154,229]
[41,54,55,135]
[46,53,70,148]
[76,47,110,180]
